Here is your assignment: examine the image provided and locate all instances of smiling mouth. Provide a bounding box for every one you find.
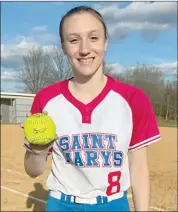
[77,57,95,64]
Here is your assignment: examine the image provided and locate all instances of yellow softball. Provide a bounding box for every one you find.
[24,113,56,145]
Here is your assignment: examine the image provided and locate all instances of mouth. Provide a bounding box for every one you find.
[77,57,95,64]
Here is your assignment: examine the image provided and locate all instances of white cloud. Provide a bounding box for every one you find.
[1,25,57,69]
[1,2,177,71]
[1,71,19,81]
[155,61,177,76]
[95,2,177,41]
[105,63,124,74]
[1,39,38,68]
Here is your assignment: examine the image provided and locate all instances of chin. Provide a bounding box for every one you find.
[77,70,96,79]
[73,65,96,77]
[75,63,103,77]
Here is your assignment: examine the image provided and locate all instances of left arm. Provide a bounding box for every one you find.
[128,147,150,211]
[128,88,162,211]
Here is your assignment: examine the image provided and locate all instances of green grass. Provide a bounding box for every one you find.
[158,119,177,128]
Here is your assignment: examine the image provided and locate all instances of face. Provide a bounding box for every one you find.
[61,12,107,78]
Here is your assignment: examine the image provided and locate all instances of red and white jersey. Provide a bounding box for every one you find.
[24,75,161,198]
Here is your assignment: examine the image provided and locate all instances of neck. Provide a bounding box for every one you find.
[71,67,107,94]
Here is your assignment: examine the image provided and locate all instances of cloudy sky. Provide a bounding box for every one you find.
[1,1,177,93]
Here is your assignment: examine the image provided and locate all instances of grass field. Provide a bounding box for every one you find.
[157,118,177,128]
[1,124,177,211]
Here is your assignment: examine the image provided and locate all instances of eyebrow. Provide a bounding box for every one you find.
[67,30,100,36]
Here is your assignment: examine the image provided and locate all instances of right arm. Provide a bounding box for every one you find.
[23,92,53,178]
[24,142,53,178]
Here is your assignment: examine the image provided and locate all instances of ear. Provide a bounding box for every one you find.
[61,42,67,55]
[104,39,108,52]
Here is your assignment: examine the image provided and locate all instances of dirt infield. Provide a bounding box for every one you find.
[1,124,177,211]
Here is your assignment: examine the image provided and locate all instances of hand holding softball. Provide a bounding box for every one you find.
[23,112,57,146]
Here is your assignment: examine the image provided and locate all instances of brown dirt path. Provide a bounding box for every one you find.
[1,125,177,211]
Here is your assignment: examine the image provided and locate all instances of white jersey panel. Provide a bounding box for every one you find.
[43,91,133,198]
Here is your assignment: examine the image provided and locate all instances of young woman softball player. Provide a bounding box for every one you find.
[23,6,161,211]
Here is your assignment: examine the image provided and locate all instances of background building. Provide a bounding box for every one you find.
[1,92,35,124]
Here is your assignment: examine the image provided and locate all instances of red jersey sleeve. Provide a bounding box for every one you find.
[30,92,42,114]
[129,89,161,151]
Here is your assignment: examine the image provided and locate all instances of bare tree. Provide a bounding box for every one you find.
[163,80,177,121]
[16,46,52,93]
[121,64,177,121]
[46,46,73,84]
[16,46,72,93]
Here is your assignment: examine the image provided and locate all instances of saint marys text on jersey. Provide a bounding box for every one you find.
[57,132,124,168]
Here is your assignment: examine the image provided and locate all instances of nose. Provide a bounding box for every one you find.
[79,39,90,56]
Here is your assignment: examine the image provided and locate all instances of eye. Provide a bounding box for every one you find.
[90,36,99,41]
[69,38,79,44]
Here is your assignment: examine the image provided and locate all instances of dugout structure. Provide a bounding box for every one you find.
[0,92,35,124]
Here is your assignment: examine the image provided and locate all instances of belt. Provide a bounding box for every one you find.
[49,190,124,204]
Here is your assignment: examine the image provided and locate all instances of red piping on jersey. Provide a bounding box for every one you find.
[61,75,113,124]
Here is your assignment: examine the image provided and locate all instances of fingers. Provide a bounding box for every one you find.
[55,134,59,140]
[26,112,31,118]
[26,111,47,118]
[20,112,31,128]
[20,112,31,129]
[43,111,48,114]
